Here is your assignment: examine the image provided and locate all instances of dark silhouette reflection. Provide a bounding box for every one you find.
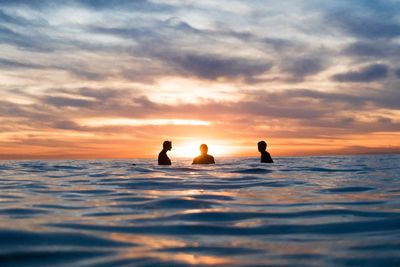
[258,141,273,163]
[158,141,172,165]
[192,144,215,164]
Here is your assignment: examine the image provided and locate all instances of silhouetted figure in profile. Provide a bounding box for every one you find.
[258,141,273,163]
[158,141,172,165]
[192,144,215,164]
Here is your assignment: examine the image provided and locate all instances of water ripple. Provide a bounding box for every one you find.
[0,155,399,266]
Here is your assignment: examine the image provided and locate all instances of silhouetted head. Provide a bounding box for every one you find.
[163,141,172,151]
[200,144,208,155]
[258,141,267,152]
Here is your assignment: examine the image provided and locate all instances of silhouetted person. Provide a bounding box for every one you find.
[258,141,273,163]
[192,144,215,164]
[158,141,172,165]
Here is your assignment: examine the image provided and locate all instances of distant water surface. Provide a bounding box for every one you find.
[0,155,399,266]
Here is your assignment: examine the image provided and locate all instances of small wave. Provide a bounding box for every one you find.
[0,229,132,247]
[142,197,217,209]
[89,173,111,178]
[113,196,154,202]
[0,208,49,216]
[33,204,88,210]
[149,209,400,223]
[349,243,400,251]
[130,167,154,173]
[2,155,399,266]
[52,165,85,170]
[0,251,112,267]
[48,217,400,235]
[158,245,262,255]
[309,167,371,172]
[231,168,274,174]
[160,167,197,171]
[189,194,235,201]
[320,186,374,193]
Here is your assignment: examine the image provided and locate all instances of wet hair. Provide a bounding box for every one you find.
[200,144,208,154]
[258,141,267,151]
[163,141,172,149]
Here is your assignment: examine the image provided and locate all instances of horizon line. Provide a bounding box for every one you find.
[1,152,399,161]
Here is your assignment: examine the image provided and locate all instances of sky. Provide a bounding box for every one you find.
[1,0,400,159]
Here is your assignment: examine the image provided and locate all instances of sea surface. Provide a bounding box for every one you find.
[0,155,399,267]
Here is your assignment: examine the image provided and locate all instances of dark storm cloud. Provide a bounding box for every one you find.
[332,64,389,83]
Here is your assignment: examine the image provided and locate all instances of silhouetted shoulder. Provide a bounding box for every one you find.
[192,156,199,164]
[209,155,215,164]
[192,155,215,164]
[261,151,273,163]
[158,151,171,165]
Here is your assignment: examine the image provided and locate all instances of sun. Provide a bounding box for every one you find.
[170,141,234,158]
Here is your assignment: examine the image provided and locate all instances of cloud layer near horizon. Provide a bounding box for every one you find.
[1,0,400,158]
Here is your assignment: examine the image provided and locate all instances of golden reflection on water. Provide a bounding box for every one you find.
[1,156,399,266]
[109,233,236,265]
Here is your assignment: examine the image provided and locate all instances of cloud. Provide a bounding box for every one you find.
[0,25,55,52]
[3,86,396,131]
[0,0,173,12]
[1,0,399,158]
[325,1,400,40]
[90,20,274,83]
[343,41,400,59]
[0,58,43,69]
[0,9,31,25]
[396,68,400,79]
[76,0,174,12]
[52,120,87,131]
[172,54,272,81]
[334,16,400,39]
[0,57,107,80]
[42,96,96,108]
[332,64,389,82]
[281,57,326,81]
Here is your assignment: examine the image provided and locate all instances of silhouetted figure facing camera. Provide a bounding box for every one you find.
[258,141,273,163]
[192,144,215,164]
[158,141,172,165]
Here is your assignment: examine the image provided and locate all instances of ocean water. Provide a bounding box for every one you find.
[0,155,399,267]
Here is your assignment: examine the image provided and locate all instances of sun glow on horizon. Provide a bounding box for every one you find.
[170,141,236,159]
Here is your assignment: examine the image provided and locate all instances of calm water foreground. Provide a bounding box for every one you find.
[0,155,399,267]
